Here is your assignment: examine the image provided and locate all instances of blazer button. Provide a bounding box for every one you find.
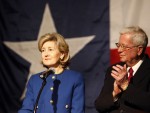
[50,87,54,91]
[65,105,69,109]
[52,76,56,80]
[50,100,53,104]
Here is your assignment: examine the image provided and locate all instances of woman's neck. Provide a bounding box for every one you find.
[53,66,64,74]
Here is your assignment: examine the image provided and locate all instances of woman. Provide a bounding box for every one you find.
[18,33,85,113]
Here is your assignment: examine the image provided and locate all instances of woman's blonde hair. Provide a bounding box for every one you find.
[38,33,70,68]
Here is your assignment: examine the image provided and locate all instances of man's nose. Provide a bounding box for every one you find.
[117,47,123,52]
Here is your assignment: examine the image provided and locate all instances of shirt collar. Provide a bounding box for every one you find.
[127,59,144,76]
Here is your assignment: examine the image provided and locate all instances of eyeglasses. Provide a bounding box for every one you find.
[115,43,140,50]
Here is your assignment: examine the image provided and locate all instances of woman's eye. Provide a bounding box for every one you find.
[49,48,53,51]
[41,49,45,52]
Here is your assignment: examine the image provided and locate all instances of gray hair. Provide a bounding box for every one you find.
[120,26,148,49]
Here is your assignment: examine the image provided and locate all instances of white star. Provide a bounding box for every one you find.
[4,3,95,75]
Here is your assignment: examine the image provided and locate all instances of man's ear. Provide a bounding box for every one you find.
[137,46,144,56]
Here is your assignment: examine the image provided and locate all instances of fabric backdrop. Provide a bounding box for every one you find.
[0,0,150,113]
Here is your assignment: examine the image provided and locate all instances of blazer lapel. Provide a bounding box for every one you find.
[132,56,150,84]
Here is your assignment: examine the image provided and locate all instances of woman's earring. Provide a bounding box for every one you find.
[60,56,63,60]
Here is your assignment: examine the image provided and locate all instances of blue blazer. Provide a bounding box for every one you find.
[18,69,85,113]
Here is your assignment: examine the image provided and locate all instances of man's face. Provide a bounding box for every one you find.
[117,34,141,66]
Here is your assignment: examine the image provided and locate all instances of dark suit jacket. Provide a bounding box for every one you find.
[95,55,150,113]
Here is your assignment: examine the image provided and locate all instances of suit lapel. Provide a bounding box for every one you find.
[132,56,150,84]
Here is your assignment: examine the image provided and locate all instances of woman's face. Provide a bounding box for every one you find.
[41,41,63,68]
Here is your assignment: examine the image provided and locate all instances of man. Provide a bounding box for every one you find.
[95,26,150,113]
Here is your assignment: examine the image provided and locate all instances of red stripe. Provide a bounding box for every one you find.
[110,47,150,65]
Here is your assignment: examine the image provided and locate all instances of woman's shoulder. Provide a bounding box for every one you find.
[63,69,84,84]
[64,69,82,75]
[29,71,44,80]
[63,69,83,79]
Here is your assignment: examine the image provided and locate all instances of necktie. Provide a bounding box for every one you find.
[128,68,133,82]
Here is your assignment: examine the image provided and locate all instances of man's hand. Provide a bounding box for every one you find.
[111,64,129,95]
[112,81,121,97]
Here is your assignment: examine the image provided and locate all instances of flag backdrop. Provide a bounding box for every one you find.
[0,0,150,113]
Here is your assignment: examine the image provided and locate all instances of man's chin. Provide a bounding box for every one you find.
[119,58,126,62]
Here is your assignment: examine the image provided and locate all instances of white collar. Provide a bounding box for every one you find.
[127,59,143,76]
